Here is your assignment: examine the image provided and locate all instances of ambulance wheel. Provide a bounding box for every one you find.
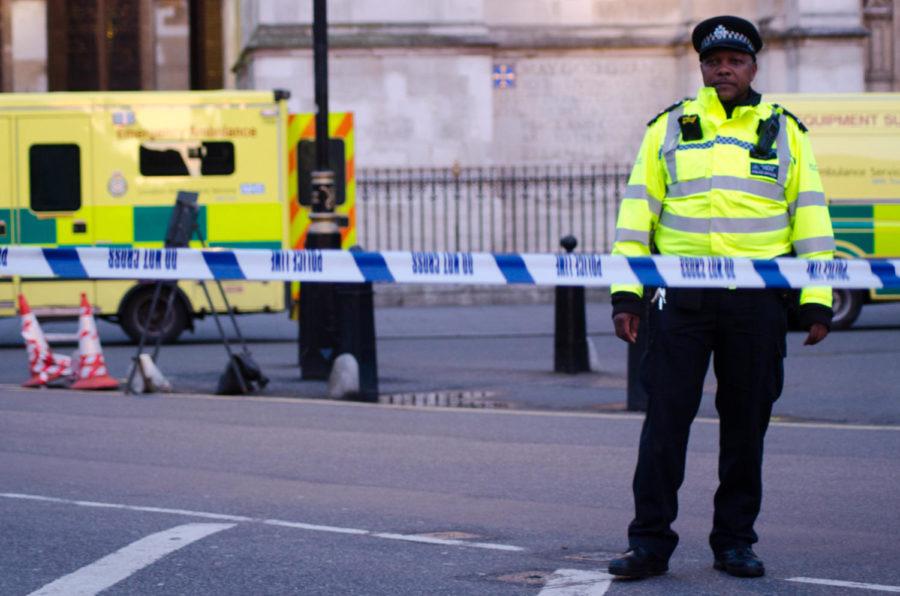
[119,286,189,344]
[831,289,863,331]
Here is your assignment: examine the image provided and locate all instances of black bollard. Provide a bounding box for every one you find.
[299,1,341,381]
[335,247,379,401]
[554,235,590,374]
[625,290,653,411]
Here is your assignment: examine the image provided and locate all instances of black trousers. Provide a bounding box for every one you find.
[628,288,787,559]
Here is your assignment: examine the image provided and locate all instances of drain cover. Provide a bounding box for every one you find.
[379,390,508,409]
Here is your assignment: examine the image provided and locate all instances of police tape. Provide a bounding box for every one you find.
[0,246,898,289]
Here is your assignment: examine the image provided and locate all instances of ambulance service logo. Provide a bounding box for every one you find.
[107,171,128,197]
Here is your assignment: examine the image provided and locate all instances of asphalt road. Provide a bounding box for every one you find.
[1,388,899,595]
[1,301,898,594]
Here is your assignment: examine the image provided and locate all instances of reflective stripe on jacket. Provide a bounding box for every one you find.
[612,86,834,308]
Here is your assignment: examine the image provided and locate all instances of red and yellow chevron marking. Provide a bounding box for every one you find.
[287,112,356,312]
[287,112,356,252]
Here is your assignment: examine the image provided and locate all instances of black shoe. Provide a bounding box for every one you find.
[713,547,765,578]
[608,547,669,579]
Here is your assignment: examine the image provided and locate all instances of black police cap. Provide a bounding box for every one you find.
[692,16,762,59]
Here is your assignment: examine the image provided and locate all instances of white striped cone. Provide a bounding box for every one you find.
[71,293,119,390]
[19,294,72,387]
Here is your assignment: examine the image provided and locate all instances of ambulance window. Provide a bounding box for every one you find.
[29,144,82,212]
[200,142,235,175]
[140,145,190,176]
[139,141,234,176]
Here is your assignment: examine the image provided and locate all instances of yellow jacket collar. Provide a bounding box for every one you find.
[695,86,770,123]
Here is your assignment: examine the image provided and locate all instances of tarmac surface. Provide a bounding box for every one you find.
[0,300,899,594]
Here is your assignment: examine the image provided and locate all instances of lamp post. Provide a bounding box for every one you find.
[299,0,341,379]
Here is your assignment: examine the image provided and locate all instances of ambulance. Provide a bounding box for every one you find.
[0,90,356,342]
[770,93,900,329]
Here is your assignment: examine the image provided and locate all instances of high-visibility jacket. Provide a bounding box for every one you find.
[612,86,834,308]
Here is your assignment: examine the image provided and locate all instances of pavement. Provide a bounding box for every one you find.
[1,298,898,424]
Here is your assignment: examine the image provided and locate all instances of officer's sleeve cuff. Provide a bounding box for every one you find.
[798,303,832,332]
[611,291,643,319]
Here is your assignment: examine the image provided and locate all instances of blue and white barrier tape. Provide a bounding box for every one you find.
[0,246,898,289]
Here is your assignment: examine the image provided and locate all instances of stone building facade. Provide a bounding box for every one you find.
[232,0,897,167]
[2,0,898,167]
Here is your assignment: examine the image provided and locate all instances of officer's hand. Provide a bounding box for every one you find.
[803,322,829,346]
[613,313,640,344]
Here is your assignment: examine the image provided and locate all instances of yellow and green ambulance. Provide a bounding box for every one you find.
[0,90,355,341]
[770,93,900,328]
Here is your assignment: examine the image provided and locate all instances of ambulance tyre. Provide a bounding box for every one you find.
[119,285,190,344]
[831,289,864,331]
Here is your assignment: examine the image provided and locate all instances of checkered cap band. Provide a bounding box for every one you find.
[700,24,754,53]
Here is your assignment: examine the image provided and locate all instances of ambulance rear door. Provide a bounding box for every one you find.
[16,114,96,315]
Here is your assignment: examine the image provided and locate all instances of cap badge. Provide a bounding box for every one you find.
[701,24,753,51]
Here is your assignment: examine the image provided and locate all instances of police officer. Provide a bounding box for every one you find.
[607,16,834,579]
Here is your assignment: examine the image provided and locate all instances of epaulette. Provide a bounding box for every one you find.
[647,98,692,127]
[772,103,808,133]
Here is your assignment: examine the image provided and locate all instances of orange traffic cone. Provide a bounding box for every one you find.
[71,293,119,390]
[19,294,73,388]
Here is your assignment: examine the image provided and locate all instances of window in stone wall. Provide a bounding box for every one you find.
[863,0,896,91]
[48,0,222,91]
[47,0,143,91]
[189,0,223,89]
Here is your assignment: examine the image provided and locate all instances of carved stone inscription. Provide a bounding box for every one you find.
[492,54,678,164]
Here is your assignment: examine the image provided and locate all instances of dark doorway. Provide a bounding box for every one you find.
[189,0,223,90]
[47,0,222,91]
[47,0,142,91]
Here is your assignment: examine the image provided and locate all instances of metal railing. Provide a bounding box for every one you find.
[356,164,630,254]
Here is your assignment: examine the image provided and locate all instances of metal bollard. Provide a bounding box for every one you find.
[334,247,379,401]
[554,235,590,374]
[299,210,341,380]
[299,281,338,379]
[625,291,652,411]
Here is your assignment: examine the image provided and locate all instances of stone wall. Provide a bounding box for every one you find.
[247,47,494,167]
[153,0,190,90]
[491,51,681,165]
[235,0,871,168]
[9,0,45,92]
[0,0,879,164]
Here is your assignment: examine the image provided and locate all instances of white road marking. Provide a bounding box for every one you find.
[538,569,612,596]
[262,518,369,535]
[27,522,234,596]
[370,532,523,552]
[0,492,525,553]
[0,493,253,522]
[787,577,900,593]
[4,491,896,592]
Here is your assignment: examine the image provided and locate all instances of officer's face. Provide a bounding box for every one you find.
[700,49,757,103]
